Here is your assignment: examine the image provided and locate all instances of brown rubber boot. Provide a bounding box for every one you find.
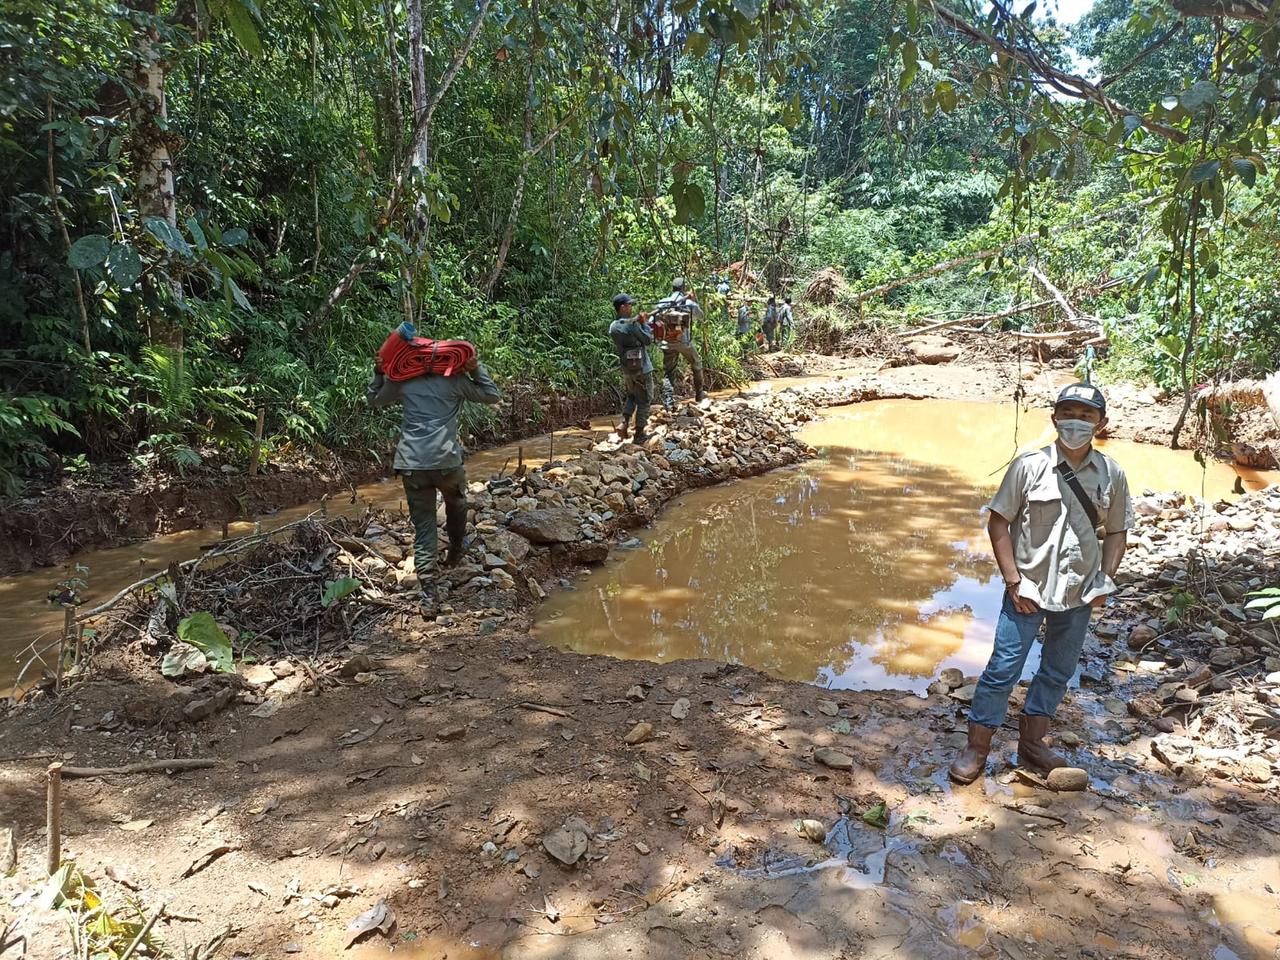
[1018,714,1067,774]
[618,419,630,440]
[948,722,996,785]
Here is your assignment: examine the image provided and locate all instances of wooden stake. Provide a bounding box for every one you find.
[46,761,62,875]
[248,407,266,477]
[221,518,230,540]
[56,606,73,693]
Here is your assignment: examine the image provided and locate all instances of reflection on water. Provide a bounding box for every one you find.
[3,395,1273,694]
[534,399,1274,693]
[534,448,1000,692]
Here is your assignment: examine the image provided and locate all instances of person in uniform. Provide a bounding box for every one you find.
[651,277,706,408]
[367,350,501,605]
[778,295,794,346]
[762,296,779,352]
[949,383,1133,785]
[608,293,654,444]
[736,300,754,361]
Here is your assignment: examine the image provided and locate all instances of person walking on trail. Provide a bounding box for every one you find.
[778,295,794,346]
[762,296,779,352]
[652,277,706,408]
[736,301,754,360]
[367,335,501,605]
[609,293,654,444]
[949,383,1133,786]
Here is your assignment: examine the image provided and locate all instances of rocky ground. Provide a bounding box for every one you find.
[2,364,1279,960]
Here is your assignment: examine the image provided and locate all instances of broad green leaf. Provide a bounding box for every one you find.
[1189,160,1220,184]
[146,217,193,258]
[106,243,143,287]
[733,0,760,19]
[68,234,110,270]
[322,577,361,607]
[1265,606,1280,620]
[225,275,252,311]
[217,0,263,56]
[177,611,234,673]
[222,227,249,247]
[1244,596,1280,609]
[1230,157,1258,187]
[1179,80,1218,112]
[186,217,208,251]
[862,803,889,829]
[670,181,705,225]
[935,79,957,113]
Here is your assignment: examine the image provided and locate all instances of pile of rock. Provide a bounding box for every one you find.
[1102,484,1280,786]
[336,392,821,606]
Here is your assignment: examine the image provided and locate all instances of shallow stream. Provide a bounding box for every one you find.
[533,398,1273,692]
[1,391,1272,693]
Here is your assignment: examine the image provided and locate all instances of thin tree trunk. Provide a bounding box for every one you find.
[46,97,91,355]
[483,3,537,298]
[382,0,404,159]
[314,0,493,325]
[128,0,183,374]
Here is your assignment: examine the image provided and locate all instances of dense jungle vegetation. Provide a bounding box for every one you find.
[2,0,1279,494]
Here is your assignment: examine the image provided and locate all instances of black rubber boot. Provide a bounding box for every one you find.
[693,370,706,402]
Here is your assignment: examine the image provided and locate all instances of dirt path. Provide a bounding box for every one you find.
[2,361,1278,960]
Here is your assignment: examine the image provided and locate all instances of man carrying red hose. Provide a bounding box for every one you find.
[368,322,501,605]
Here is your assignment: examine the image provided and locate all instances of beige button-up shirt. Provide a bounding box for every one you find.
[989,444,1133,612]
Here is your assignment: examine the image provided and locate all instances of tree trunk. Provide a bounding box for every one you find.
[313,0,494,325]
[483,4,537,298]
[406,0,430,182]
[382,0,404,161]
[128,0,183,368]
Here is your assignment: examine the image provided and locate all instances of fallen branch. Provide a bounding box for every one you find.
[1027,265,1099,330]
[853,202,1154,305]
[118,904,166,960]
[517,701,576,719]
[75,513,323,624]
[61,759,220,779]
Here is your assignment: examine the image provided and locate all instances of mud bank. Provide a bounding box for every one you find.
[1,372,1278,960]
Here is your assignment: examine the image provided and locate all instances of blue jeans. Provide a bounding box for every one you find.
[969,594,1093,728]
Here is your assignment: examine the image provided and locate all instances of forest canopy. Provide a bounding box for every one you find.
[2,0,1278,494]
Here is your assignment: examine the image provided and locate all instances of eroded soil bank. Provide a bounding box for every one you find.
[1,361,1278,960]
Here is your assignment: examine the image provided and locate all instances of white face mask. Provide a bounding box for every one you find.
[1055,418,1096,450]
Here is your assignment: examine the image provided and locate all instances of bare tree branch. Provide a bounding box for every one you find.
[313,0,495,325]
[927,1,1188,143]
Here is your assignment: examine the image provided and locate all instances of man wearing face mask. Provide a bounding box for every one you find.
[949,382,1133,785]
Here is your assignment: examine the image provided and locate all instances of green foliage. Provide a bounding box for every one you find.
[321,577,361,607]
[1245,588,1280,622]
[177,612,235,673]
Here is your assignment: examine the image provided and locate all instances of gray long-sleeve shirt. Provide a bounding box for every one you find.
[367,365,501,471]
[609,317,655,373]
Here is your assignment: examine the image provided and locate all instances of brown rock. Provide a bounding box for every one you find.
[813,747,854,771]
[1127,624,1158,650]
[508,508,581,544]
[436,725,467,742]
[623,722,654,745]
[1046,767,1089,792]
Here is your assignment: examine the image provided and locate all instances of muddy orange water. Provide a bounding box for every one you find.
[1,394,1272,693]
[533,399,1274,693]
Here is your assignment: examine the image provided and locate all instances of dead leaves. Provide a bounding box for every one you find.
[345,898,395,948]
[181,842,240,879]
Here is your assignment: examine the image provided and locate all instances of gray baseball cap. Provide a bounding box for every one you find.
[1055,382,1106,413]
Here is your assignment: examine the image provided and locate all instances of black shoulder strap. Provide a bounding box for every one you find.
[1054,461,1100,530]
